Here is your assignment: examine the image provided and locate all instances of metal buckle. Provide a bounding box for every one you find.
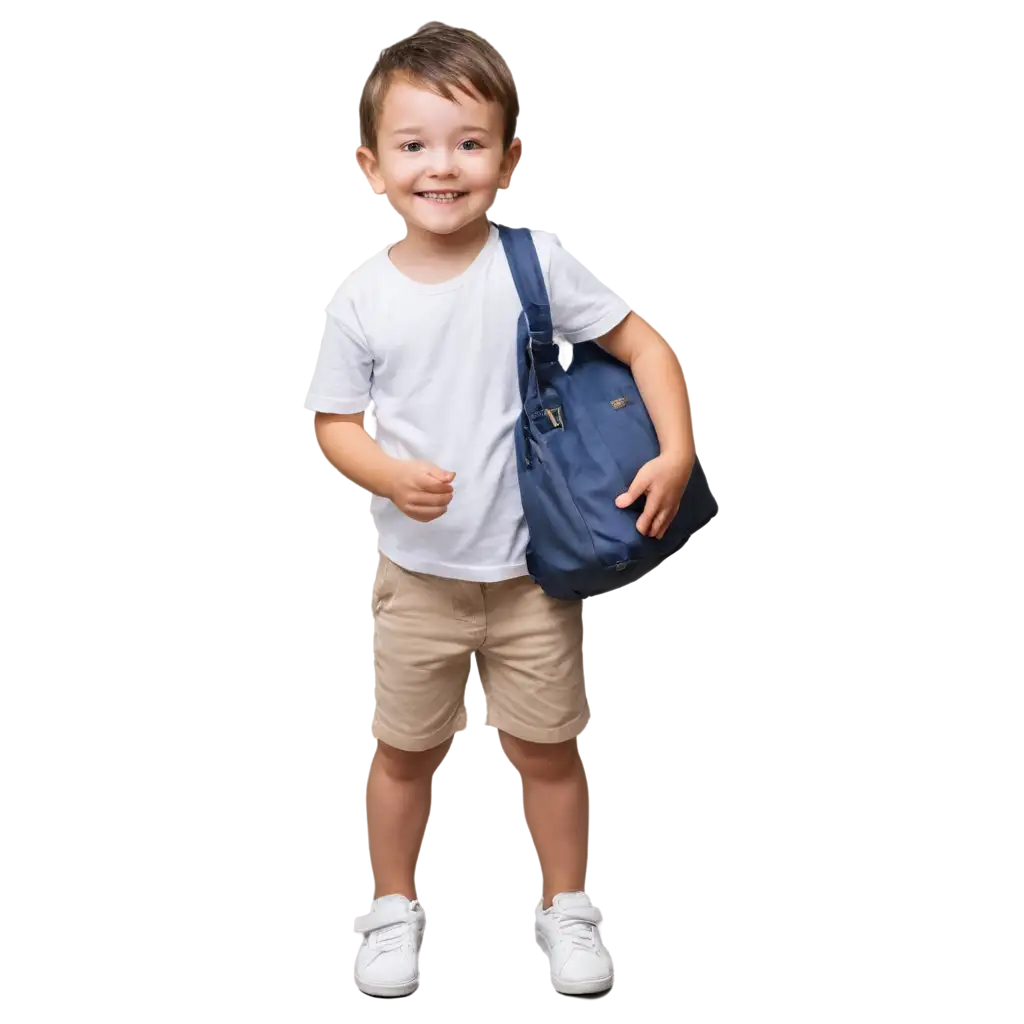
[544,407,564,430]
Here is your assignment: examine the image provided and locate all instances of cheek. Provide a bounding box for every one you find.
[465,158,504,186]
[378,157,415,185]
[401,177,422,193]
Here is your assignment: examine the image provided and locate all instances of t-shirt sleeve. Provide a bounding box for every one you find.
[544,232,631,343]
[303,293,373,415]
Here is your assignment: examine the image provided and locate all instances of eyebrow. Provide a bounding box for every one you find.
[391,125,493,136]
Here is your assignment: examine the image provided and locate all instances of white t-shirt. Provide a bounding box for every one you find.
[303,220,631,582]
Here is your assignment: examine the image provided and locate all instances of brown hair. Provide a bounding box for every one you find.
[359,22,519,157]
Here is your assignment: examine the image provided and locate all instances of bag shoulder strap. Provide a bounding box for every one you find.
[496,224,553,343]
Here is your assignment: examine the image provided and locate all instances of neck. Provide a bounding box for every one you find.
[399,215,491,260]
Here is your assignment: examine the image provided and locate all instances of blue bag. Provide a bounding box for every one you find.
[497,224,718,600]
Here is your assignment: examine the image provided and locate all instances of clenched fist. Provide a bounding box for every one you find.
[386,460,456,523]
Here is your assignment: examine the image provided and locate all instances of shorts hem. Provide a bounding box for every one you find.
[371,708,467,752]
[486,705,590,744]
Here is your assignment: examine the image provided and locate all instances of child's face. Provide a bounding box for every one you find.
[357,75,521,236]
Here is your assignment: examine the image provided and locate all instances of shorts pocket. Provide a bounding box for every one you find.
[371,555,399,616]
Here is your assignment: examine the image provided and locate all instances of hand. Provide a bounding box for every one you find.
[386,460,456,523]
[614,452,695,539]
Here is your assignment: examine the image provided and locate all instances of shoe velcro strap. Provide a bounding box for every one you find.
[560,906,602,925]
[353,904,413,934]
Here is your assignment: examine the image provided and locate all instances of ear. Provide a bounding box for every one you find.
[356,146,387,195]
[497,138,522,190]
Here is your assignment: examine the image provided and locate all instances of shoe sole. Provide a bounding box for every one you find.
[548,970,610,995]
[354,975,419,998]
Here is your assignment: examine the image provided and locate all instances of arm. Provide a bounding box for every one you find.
[594,311,695,467]
[592,311,697,538]
[540,232,695,536]
[313,411,455,522]
[313,411,397,498]
[306,307,401,497]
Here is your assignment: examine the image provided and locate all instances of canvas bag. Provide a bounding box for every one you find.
[497,224,718,600]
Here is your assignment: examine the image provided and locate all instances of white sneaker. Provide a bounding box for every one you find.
[535,891,614,995]
[353,894,425,997]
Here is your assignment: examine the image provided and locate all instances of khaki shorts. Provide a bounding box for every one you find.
[370,553,588,751]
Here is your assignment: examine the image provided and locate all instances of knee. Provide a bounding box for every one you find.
[499,731,579,781]
[368,737,448,782]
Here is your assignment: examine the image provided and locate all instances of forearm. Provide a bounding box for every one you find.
[629,340,695,466]
[313,414,397,498]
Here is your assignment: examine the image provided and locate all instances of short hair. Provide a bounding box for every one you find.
[359,22,519,157]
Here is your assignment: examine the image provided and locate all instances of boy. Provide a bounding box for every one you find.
[304,22,696,998]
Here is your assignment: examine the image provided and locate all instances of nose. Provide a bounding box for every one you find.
[425,148,461,180]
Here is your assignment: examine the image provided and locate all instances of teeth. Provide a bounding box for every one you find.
[419,192,463,199]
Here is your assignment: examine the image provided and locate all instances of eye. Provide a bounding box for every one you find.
[402,142,423,153]
[460,140,482,150]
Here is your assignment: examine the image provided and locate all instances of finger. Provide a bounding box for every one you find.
[417,475,456,495]
[655,504,680,540]
[409,489,452,507]
[425,467,456,483]
[649,505,670,537]
[636,496,662,536]
[615,470,650,509]
[406,504,447,521]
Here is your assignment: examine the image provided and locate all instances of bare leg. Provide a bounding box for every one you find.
[499,732,589,909]
[366,736,452,900]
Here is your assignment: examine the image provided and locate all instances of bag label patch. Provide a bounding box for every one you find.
[610,397,629,409]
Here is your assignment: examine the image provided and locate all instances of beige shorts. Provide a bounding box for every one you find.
[370,553,588,751]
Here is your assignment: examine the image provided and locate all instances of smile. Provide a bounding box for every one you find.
[415,192,468,203]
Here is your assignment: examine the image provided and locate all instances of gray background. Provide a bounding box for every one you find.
[4,8,1019,1024]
